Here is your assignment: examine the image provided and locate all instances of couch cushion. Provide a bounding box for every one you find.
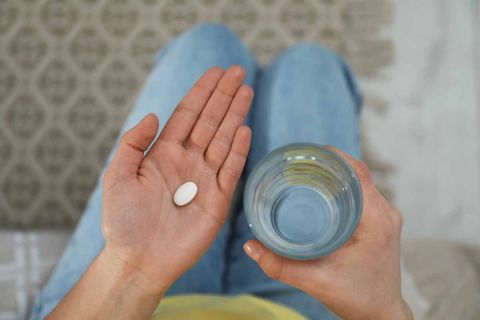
[402,239,480,320]
[0,0,393,228]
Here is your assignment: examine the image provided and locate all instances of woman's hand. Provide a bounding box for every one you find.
[243,147,413,320]
[102,65,253,293]
[46,66,254,320]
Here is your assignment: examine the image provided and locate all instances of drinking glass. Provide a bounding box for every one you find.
[244,143,363,260]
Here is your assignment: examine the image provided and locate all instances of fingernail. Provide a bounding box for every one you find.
[232,66,244,78]
[244,243,260,260]
[144,113,155,121]
[241,85,253,97]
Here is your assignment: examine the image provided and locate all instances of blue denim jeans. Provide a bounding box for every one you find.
[30,23,362,320]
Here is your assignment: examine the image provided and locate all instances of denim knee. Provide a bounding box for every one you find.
[154,23,246,62]
[182,22,241,44]
[153,22,258,85]
[279,42,340,67]
[273,42,363,113]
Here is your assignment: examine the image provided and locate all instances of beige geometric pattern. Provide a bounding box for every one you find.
[0,0,393,228]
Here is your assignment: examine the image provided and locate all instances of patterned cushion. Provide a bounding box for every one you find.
[0,0,392,228]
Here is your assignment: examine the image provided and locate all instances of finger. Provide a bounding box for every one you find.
[158,66,225,143]
[186,65,245,152]
[325,145,396,229]
[243,240,309,286]
[217,125,251,195]
[205,84,253,170]
[324,145,373,187]
[107,113,159,181]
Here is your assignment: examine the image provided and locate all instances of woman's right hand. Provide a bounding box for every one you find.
[243,146,413,320]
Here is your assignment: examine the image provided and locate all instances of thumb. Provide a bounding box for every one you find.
[243,240,299,284]
[244,240,341,307]
[108,113,159,180]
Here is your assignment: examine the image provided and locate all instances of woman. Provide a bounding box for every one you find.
[30,23,413,320]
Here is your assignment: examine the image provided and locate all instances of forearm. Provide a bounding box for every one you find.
[318,296,414,320]
[46,247,166,320]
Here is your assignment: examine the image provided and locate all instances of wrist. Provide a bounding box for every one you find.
[95,247,166,319]
[46,247,167,320]
[100,246,169,298]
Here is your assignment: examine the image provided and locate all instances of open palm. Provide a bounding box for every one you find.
[101,66,253,292]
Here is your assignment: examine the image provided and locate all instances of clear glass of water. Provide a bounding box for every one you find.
[244,143,363,260]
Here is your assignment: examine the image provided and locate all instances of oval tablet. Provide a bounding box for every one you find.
[173,181,198,206]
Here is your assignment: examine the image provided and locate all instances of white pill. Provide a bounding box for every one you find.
[173,181,198,206]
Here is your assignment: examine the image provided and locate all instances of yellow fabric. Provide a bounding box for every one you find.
[151,294,306,320]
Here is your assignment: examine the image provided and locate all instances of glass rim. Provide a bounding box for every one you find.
[243,142,364,260]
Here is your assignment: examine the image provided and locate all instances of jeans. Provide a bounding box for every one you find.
[30,23,362,320]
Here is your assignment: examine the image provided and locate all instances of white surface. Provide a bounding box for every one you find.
[173,181,198,206]
[0,231,71,320]
[401,262,431,320]
[362,0,480,244]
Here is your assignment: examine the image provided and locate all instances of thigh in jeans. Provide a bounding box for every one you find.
[225,43,363,320]
[29,23,258,320]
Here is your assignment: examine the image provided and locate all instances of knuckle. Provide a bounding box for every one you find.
[355,161,373,184]
[195,82,215,95]
[186,135,204,151]
[356,160,370,177]
[377,230,393,249]
[175,104,196,119]
[380,221,395,246]
[205,153,223,170]
[212,134,232,149]
[221,166,241,181]
[230,148,248,163]
[120,130,134,146]
[199,113,219,129]
[119,132,129,144]
[215,86,234,99]
[260,255,282,281]
[265,265,281,280]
